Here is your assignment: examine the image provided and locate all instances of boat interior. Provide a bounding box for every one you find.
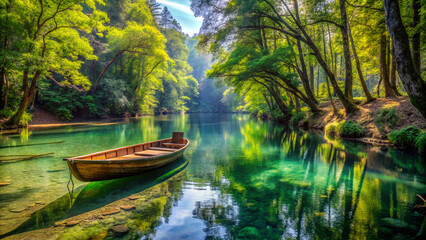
[68,138,188,161]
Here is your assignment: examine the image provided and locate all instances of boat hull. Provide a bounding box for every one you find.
[65,138,189,182]
[67,151,185,182]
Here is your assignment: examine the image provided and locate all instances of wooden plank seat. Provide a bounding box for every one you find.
[162,143,186,148]
[134,150,170,156]
[107,154,143,160]
[149,147,177,152]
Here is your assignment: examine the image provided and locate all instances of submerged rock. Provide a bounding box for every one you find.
[127,196,140,200]
[120,205,136,211]
[111,224,129,237]
[65,220,80,227]
[101,208,121,216]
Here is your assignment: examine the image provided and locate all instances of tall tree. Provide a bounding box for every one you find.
[338,0,353,101]
[347,21,374,102]
[384,0,426,118]
[411,0,421,73]
[6,0,107,126]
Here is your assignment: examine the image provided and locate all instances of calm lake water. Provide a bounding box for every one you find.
[1,113,425,239]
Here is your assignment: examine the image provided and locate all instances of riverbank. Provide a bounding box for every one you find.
[305,96,426,140]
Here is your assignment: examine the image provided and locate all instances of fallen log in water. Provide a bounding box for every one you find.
[0,152,54,162]
[0,141,65,149]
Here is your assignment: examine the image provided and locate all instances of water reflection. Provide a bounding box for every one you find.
[1,114,425,239]
[1,158,188,238]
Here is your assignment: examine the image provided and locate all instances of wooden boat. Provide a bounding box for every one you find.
[64,132,189,182]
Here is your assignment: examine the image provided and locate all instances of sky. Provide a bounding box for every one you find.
[157,0,202,36]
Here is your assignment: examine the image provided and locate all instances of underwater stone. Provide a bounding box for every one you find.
[127,196,140,200]
[65,220,80,227]
[120,205,136,211]
[111,224,129,237]
[102,208,121,216]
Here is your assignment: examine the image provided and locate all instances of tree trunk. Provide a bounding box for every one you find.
[384,0,426,118]
[296,40,318,104]
[347,21,374,102]
[0,67,4,109]
[412,0,421,73]
[322,24,337,113]
[92,49,126,92]
[339,0,353,101]
[309,64,314,92]
[7,70,41,126]
[2,73,9,110]
[390,44,402,96]
[293,0,317,105]
[304,35,357,112]
[380,34,395,97]
[316,65,320,97]
[268,84,290,118]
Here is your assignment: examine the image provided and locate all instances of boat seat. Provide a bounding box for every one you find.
[134,150,169,156]
[149,147,177,152]
[162,143,185,148]
[107,154,144,160]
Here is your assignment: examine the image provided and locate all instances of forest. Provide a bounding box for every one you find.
[0,0,425,151]
[0,0,232,128]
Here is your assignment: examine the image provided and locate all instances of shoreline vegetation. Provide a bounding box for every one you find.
[0,0,425,151]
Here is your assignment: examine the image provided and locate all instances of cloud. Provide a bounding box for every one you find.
[157,0,203,35]
[157,0,197,16]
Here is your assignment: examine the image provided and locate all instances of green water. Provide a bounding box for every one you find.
[1,113,425,239]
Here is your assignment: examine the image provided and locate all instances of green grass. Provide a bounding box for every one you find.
[375,107,398,132]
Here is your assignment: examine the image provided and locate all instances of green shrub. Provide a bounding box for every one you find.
[375,107,398,132]
[415,133,426,154]
[388,126,421,149]
[325,121,343,138]
[340,121,365,138]
[290,111,305,125]
[325,120,365,138]
[0,109,13,118]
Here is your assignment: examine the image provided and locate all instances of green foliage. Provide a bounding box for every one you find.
[0,109,14,119]
[375,107,398,132]
[325,120,365,138]
[389,126,421,149]
[325,121,344,138]
[39,84,100,120]
[340,121,365,138]
[20,112,33,126]
[415,133,426,154]
[290,111,305,125]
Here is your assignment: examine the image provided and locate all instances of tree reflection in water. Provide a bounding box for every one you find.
[185,117,426,240]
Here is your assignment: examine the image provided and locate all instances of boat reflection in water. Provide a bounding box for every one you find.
[1,157,188,238]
